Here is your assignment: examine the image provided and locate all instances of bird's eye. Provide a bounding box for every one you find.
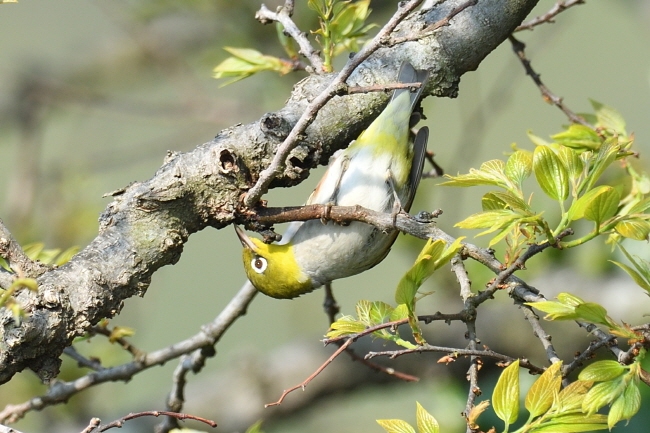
[251,256,268,274]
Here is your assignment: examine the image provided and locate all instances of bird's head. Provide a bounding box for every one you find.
[235,226,313,299]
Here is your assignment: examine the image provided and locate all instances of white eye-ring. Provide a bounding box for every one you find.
[251,256,268,274]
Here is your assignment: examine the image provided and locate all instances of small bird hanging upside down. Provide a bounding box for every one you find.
[237,61,430,299]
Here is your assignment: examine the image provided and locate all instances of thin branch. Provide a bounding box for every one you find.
[515,0,585,32]
[451,254,472,302]
[243,0,425,207]
[89,325,145,359]
[346,82,422,95]
[266,338,354,407]
[562,335,617,378]
[509,35,592,127]
[519,306,561,364]
[365,345,545,374]
[255,3,325,73]
[93,411,216,432]
[63,347,105,372]
[0,282,257,424]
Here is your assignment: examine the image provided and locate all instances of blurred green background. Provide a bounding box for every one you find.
[1,1,649,432]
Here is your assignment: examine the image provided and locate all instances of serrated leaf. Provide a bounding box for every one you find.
[610,260,650,293]
[326,315,366,338]
[525,361,562,418]
[578,360,626,382]
[455,210,521,237]
[376,419,416,433]
[390,303,410,321]
[482,192,508,211]
[369,301,394,325]
[582,379,623,415]
[441,160,509,188]
[356,300,372,325]
[552,124,602,151]
[614,219,650,240]
[583,186,619,226]
[505,150,533,187]
[568,185,617,222]
[487,191,530,212]
[534,145,569,202]
[590,99,626,135]
[416,402,439,433]
[493,359,520,425]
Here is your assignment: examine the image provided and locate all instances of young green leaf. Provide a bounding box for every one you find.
[526,300,578,321]
[614,218,650,241]
[582,186,620,227]
[493,359,520,426]
[416,402,440,433]
[369,301,394,325]
[376,419,416,433]
[568,185,617,222]
[607,380,640,428]
[530,413,608,433]
[505,150,533,187]
[533,145,569,202]
[583,140,619,193]
[326,315,366,338]
[441,160,509,188]
[551,124,602,151]
[578,360,627,382]
[525,361,562,418]
[590,99,626,136]
[573,302,613,327]
[556,145,584,183]
[582,379,623,415]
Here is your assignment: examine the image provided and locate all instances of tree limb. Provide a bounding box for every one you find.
[0,0,540,384]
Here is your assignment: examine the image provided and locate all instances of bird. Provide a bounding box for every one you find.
[236,61,430,299]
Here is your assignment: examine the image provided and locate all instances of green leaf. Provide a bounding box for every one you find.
[590,99,626,135]
[505,150,533,187]
[610,260,650,293]
[213,47,291,86]
[531,413,608,432]
[608,380,640,428]
[109,326,135,343]
[326,315,365,338]
[10,277,38,292]
[482,192,508,211]
[376,419,416,433]
[485,191,530,212]
[556,145,584,182]
[356,300,372,325]
[493,359,520,426]
[416,402,439,433]
[578,360,627,382]
[583,140,619,193]
[244,420,265,433]
[582,379,623,415]
[455,210,521,236]
[369,301,394,325]
[525,361,562,418]
[573,302,612,327]
[552,124,602,151]
[614,219,650,240]
[55,246,80,266]
[533,146,569,202]
[390,303,410,321]
[23,243,45,260]
[568,185,617,222]
[583,186,619,226]
[526,300,578,321]
[527,131,551,147]
[441,160,509,188]
[554,380,593,412]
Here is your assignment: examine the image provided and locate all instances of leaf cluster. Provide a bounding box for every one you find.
[443,101,650,265]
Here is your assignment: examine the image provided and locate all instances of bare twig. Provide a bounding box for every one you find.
[365,345,545,374]
[92,410,216,432]
[89,325,145,359]
[266,338,355,407]
[346,82,422,95]
[520,306,561,364]
[562,335,617,378]
[80,418,101,433]
[243,0,425,207]
[509,35,592,127]
[515,0,585,32]
[0,282,257,424]
[255,3,324,73]
[63,347,105,371]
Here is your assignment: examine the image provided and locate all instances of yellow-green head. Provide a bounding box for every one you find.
[235,225,313,299]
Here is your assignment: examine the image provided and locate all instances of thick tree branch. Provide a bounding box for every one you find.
[0,0,539,384]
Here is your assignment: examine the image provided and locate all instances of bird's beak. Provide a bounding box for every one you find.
[234,225,257,251]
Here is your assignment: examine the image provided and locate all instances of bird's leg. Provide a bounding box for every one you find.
[386,169,402,227]
[323,282,340,324]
